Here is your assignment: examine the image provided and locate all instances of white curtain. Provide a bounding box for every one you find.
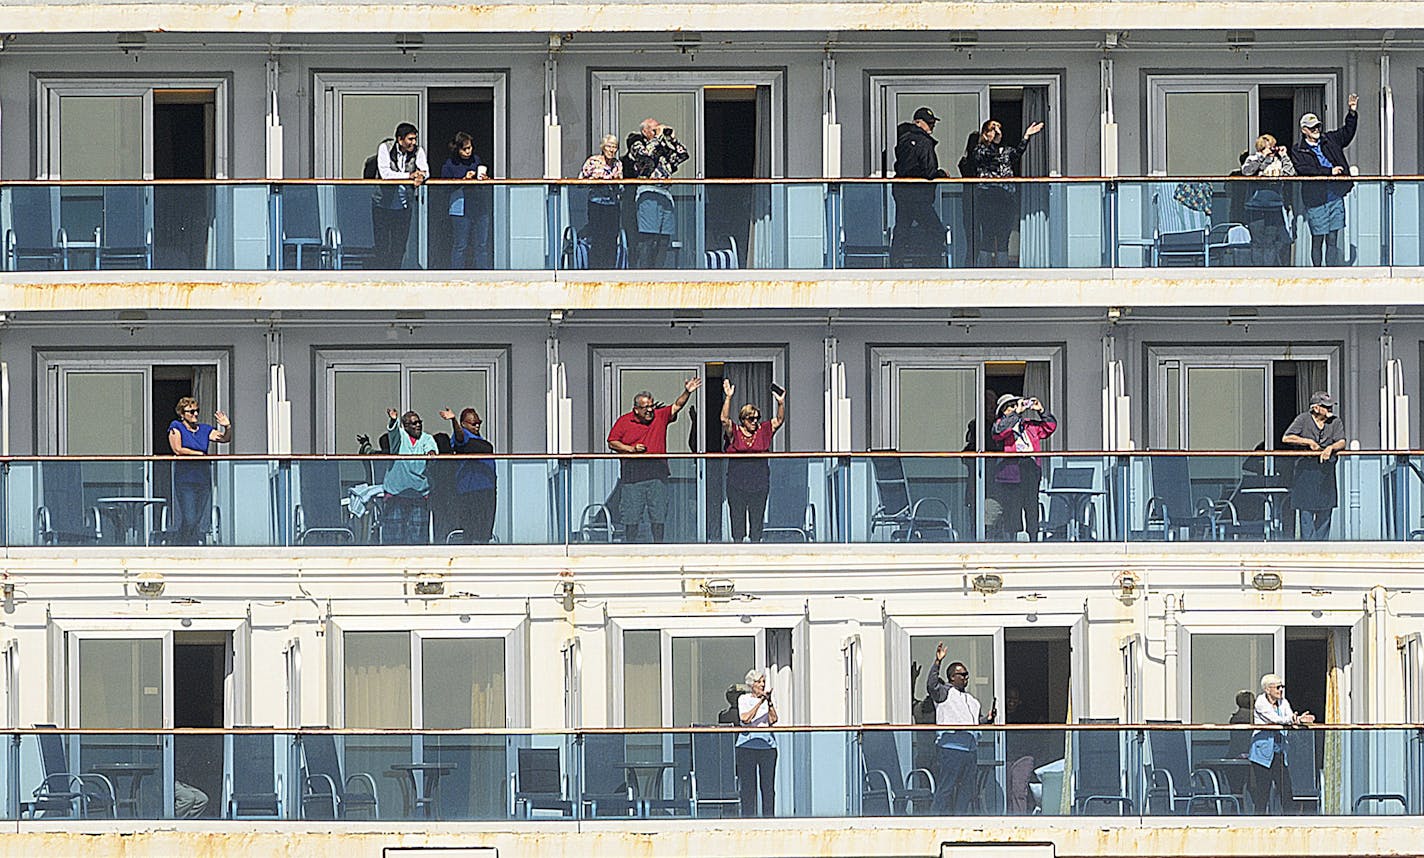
[1296,360,1330,412]
[1018,86,1051,267]
[751,85,775,267]
[1023,361,1053,450]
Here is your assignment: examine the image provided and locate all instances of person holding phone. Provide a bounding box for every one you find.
[736,668,778,817]
[987,393,1057,541]
[926,642,997,813]
[441,130,492,269]
[719,379,787,543]
[167,396,232,545]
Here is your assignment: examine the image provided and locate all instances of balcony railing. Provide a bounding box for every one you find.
[1,725,1418,821]
[4,451,1422,547]
[1,177,1418,273]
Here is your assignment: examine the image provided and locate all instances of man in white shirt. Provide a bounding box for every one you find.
[1248,672,1314,813]
[926,642,997,813]
[371,121,429,269]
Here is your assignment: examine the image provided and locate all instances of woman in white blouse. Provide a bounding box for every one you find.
[735,668,778,816]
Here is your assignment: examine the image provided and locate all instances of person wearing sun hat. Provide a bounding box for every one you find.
[1289,94,1359,266]
[1281,391,1346,540]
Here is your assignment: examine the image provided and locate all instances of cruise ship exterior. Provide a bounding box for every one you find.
[0,3,1423,856]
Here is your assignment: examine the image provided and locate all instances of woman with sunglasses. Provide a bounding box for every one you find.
[167,396,232,545]
[719,379,786,543]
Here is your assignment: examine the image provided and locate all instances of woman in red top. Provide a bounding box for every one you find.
[720,379,787,543]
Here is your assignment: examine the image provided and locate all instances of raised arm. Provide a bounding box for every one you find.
[669,376,703,419]
[210,410,232,444]
[720,379,736,436]
[769,388,787,432]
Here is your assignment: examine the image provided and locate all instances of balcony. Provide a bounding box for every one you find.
[2,178,1421,277]
[1,725,1416,821]
[6,452,1422,547]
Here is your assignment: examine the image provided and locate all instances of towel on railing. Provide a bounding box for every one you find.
[346,483,385,517]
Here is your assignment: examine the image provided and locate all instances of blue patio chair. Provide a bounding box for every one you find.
[1074,718,1133,814]
[510,747,573,818]
[226,732,283,819]
[861,730,935,816]
[839,183,892,267]
[96,186,153,269]
[4,186,70,270]
[298,733,379,819]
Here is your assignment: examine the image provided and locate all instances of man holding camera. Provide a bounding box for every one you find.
[626,117,690,268]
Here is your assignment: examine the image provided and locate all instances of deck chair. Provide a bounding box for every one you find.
[1214,472,1282,540]
[839,183,892,267]
[22,728,116,819]
[561,225,629,270]
[280,185,334,270]
[298,733,379,819]
[95,186,153,269]
[704,234,739,269]
[1147,183,1250,268]
[573,482,623,543]
[870,456,957,542]
[1144,456,1220,541]
[226,732,283,819]
[861,730,935,816]
[34,461,104,545]
[294,460,356,544]
[1039,466,1098,541]
[1283,729,1319,814]
[689,731,740,818]
[510,747,573,818]
[761,457,816,542]
[1074,718,1133,814]
[579,733,637,818]
[328,185,378,270]
[4,186,70,270]
[1145,725,1240,814]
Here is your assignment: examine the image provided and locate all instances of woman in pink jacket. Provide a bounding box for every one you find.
[987,393,1057,540]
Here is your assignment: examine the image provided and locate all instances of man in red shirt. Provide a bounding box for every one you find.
[607,377,702,542]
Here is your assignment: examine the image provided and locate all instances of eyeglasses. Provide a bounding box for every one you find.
[950,671,969,678]
[743,415,761,423]
[182,408,199,414]
[405,418,422,425]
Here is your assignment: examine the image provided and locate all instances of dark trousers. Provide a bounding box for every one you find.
[382,494,429,544]
[890,195,947,268]
[1247,753,1295,813]
[735,744,776,817]
[1298,508,1333,541]
[586,201,621,269]
[172,479,213,545]
[454,489,497,543]
[372,205,413,269]
[449,210,491,269]
[726,483,768,543]
[1245,209,1291,266]
[933,746,977,813]
[633,233,670,268]
[986,464,1042,540]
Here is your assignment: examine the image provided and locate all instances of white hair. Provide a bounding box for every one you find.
[744,668,766,685]
[1260,673,1284,691]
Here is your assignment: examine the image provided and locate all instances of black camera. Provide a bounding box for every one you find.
[662,126,675,137]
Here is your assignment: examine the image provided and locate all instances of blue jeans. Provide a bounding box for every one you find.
[382,494,430,544]
[933,745,977,813]
[449,209,491,269]
[172,479,212,545]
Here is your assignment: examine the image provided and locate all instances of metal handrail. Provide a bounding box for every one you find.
[0,175,1407,187]
[3,723,1419,735]
[0,450,1411,462]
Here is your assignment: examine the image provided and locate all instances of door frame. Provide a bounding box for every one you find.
[1145,73,1337,175]
[869,73,1063,177]
[35,76,231,180]
[313,71,509,179]
[38,349,231,455]
[591,70,786,178]
[1177,623,1285,722]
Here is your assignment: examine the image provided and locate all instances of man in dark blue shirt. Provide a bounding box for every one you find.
[441,407,497,543]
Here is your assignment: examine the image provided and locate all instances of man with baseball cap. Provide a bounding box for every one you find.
[1281,390,1347,539]
[1288,94,1359,266]
[890,106,949,268]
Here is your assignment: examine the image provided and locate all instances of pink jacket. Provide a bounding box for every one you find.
[990,408,1057,483]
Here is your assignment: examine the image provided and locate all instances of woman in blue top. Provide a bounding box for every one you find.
[442,131,492,269]
[167,396,232,545]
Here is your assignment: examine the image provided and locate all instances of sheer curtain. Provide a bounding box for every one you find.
[1018,86,1051,267]
[1022,361,1053,450]
[1295,360,1330,412]
[751,85,775,268]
